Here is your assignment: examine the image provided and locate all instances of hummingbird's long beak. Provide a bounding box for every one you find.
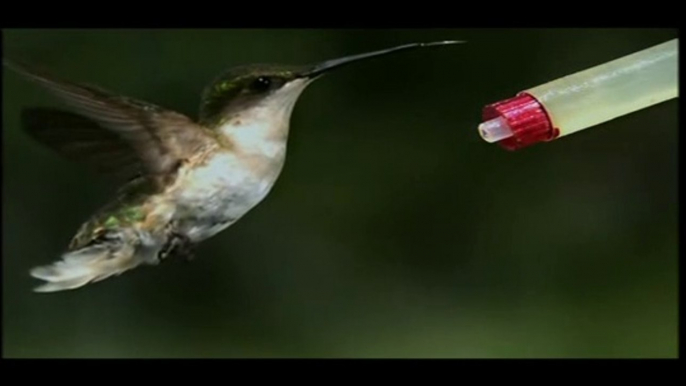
[299,40,465,79]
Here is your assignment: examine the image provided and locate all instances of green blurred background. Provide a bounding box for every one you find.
[2,28,678,358]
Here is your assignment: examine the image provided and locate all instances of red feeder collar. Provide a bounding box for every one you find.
[482,93,559,151]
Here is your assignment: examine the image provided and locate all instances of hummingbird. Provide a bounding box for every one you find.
[4,40,462,293]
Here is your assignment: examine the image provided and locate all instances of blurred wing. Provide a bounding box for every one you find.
[4,59,210,187]
[21,108,144,179]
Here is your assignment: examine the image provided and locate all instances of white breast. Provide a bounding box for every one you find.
[173,151,284,242]
[170,78,309,242]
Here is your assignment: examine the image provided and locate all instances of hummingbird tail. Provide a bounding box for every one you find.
[29,242,146,293]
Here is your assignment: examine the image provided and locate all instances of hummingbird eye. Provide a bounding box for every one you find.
[250,76,273,92]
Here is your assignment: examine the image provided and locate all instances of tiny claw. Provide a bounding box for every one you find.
[159,232,195,262]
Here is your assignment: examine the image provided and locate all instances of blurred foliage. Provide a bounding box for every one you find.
[2,28,678,358]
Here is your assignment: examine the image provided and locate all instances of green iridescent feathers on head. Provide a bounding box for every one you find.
[198,64,306,127]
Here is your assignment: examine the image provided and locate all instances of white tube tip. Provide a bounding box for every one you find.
[478,117,514,143]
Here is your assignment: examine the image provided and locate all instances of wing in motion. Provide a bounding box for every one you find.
[4,59,212,188]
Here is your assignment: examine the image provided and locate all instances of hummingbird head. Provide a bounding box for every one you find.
[199,64,308,127]
[198,40,464,128]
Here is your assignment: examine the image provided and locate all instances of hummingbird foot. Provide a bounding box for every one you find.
[159,232,195,262]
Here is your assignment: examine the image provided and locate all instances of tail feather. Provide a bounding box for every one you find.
[33,277,98,293]
[29,243,143,293]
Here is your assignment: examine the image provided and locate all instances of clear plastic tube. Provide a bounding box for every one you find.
[479,38,678,150]
[527,38,678,137]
